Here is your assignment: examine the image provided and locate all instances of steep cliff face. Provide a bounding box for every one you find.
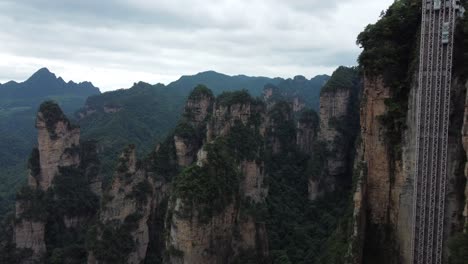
[296,110,318,154]
[32,103,81,190]
[88,145,167,264]
[355,75,467,264]
[309,67,360,200]
[319,88,351,176]
[14,101,102,263]
[166,90,269,264]
[356,76,413,263]
[350,1,468,263]
[174,85,214,167]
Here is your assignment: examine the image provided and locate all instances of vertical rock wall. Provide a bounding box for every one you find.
[89,146,166,264]
[14,103,81,263]
[166,91,269,264]
[352,74,467,264]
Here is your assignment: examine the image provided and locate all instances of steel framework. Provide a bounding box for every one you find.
[411,0,460,263]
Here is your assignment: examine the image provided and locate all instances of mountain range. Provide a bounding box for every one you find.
[0,68,329,219]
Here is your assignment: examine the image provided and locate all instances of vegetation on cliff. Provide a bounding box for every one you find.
[265,102,354,264]
[87,213,142,264]
[357,0,421,158]
[0,68,99,221]
[173,138,240,221]
[321,67,360,94]
[39,101,77,139]
[216,89,259,107]
[188,84,214,100]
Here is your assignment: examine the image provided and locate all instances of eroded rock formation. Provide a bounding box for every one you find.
[309,67,360,200]
[14,101,102,263]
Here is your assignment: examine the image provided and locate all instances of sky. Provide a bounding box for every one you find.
[0,0,394,92]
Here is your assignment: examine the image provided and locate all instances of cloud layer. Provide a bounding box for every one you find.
[0,0,393,91]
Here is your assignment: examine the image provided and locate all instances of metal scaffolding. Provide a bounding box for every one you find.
[412,0,461,263]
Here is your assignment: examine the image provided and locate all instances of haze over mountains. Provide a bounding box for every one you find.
[0,67,330,218]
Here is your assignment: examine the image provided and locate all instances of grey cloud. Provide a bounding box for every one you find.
[0,0,394,91]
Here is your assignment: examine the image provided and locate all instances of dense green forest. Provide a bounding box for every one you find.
[0,69,329,222]
[0,68,100,219]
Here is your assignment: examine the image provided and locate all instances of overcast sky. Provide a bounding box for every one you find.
[0,0,393,92]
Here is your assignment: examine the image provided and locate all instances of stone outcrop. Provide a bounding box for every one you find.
[33,110,80,190]
[166,91,270,264]
[14,102,81,263]
[209,102,254,139]
[89,145,167,264]
[185,90,214,127]
[13,221,46,263]
[14,101,102,264]
[319,89,350,143]
[167,202,238,264]
[240,161,267,203]
[174,86,214,167]
[174,136,199,167]
[309,67,359,200]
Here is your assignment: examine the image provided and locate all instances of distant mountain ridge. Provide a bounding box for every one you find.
[77,71,329,180]
[0,67,330,221]
[0,68,100,219]
[0,68,99,102]
[168,70,284,96]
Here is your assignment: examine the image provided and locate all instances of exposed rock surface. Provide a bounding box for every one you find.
[352,75,467,264]
[14,101,102,264]
[319,89,350,143]
[174,86,214,167]
[14,102,81,263]
[240,161,267,203]
[319,88,353,179]
[174,136,199,167]
[166,91,270,264]
[209,103,253,139]
[88,145,167,264]
[13,221,46,263]
[309,67,360,200]
[34,112,80,190]
[296,111,318,154]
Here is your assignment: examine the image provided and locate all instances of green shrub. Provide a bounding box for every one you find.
[226,120,264,161]
[357,0,421,159]
[15,186,48,221]
[216,90,255,107]
[52,166,99,217]
[188,85,214,100]
[298,109,319,125]
[448,232,468,264]
[174,121,197,139]
[321,67,359,94]
[28,148,41,178]
[268,102,296,150]
[88,217,140,264]
[38,101,77,139]
[173,139,240,221]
